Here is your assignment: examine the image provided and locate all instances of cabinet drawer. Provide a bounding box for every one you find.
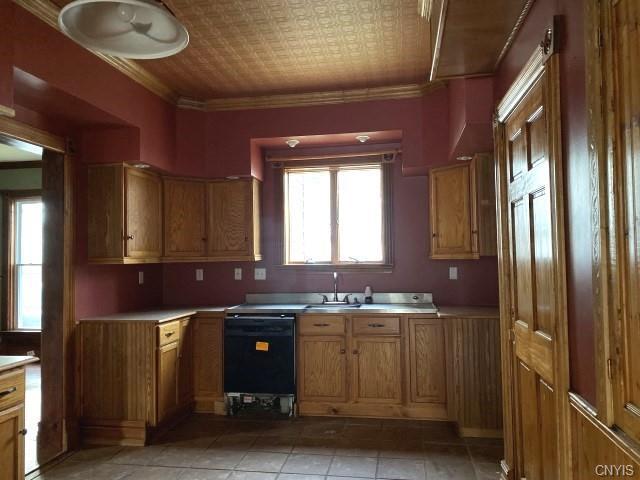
[299,316,346,335]
[158,321,181,346]
[352,317,401,335]
[0,369,25,410]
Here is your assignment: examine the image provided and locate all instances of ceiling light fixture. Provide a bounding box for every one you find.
[355,135,370,143]
[58,0,189,59]
[285,139,300,148]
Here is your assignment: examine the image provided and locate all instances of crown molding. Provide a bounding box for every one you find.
[178,81,446,112]
[12,0,178,104]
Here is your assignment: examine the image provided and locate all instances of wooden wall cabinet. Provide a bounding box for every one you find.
[88,164,162,263]
[429,153,496,259]
[206,178,262,261]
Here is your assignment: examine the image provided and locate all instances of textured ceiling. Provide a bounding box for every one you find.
[55,0,431,100]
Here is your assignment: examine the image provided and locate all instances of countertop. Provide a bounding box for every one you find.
[0,355,39,374]
[79,304,499,323]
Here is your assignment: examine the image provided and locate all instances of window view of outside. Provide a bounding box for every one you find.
[15,198,43,330]
[285,165,384,264]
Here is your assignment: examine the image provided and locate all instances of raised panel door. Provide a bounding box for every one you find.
[87,165,124,260]
[163,179,207,257]
[207,180,251,257]
[430,163,478,259]
[408,318,446,404]
[352,337,402,404]
[298,336,348,402]
[125,168,162,259]
[157,342,179,424]
[193,317,223,410]
[0,403,25,480]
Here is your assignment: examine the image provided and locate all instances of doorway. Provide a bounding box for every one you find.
[0,122,72,473]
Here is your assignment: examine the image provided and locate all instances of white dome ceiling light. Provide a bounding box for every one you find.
[58,0,189,59]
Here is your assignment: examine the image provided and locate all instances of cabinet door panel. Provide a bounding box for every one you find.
[299,336,348,402]
[194,317,223,407]
[352,337,402,404]
[164,179,207,257]
[88,165,124,259]
[430,163,477,259]
[126,169,162,258]
[0,403,25,480]
[207,180,251,257]
[409,319,446,404]
[157,342,179,424]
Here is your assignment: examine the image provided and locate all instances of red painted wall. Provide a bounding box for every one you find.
[494,0,595,404]
[163,94,500,307]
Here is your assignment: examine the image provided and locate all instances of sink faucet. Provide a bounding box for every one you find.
[333,272,339,302]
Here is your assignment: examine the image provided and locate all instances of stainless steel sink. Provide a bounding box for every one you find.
[305,304,362,309]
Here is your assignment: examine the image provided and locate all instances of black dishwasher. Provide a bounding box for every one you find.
[224,313,296,402]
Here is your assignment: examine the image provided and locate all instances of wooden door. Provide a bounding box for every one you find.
[430,163,478,259]
[0,404,25,480]
[496,48,568,479]
[408,318,446,404]
[193,316,223,411]
[352,337,402,404]
[157,342,179,424]
[163,179,207,257]
[298,336,348,402]
[125,168,162,259]
[178,318,194,407]
[207,180,251,258]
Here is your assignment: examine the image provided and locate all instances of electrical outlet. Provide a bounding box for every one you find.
[254,268,266,280]
[138,271,144,285]
[449,266,458,280]
[234,268,242,280]
[196,268,204,281]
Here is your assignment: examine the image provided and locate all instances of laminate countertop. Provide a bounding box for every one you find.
[0,355,39,374]
[79,305,499,323]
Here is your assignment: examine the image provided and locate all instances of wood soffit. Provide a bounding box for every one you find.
[14,0,527,111]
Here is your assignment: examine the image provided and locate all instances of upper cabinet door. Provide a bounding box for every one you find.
[163,179,207,257]
[206,179,261,260]
[87,164,124,260]
[429,163,478,259]
[125,168,163,259]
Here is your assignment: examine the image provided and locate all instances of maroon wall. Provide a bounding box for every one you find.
[494,0,595,404]
[162,94,500,307]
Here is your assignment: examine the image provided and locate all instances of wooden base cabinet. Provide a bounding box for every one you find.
[298,336,348,403]
[0,367,28,480]
[193,314,224,413]
[79,317,199,446]
[352,336,402,404]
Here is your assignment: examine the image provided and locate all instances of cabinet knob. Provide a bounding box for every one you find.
[352,349,359,355]
[432,233,437,238]
[126,234,134,240]
[18,429,27,436]
[202,237,207,242]
[339,349,346,354]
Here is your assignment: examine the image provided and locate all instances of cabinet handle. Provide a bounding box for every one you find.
[18,429,27,436]
[0,386,16,398]
[165,332,174,337]
[367,323,385,328]
[339,349,346,354]
[313,323,330,327]
[352,349,359,355]
[432,233,437,238]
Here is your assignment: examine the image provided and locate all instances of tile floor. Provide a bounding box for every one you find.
[34,415,503,480]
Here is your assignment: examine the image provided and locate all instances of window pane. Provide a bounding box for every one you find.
[286,170,331,263]
[337,166,384,262]
[17,200,43,265]
[16,265,42,329]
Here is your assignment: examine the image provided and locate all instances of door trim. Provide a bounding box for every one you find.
[493,17,571,480]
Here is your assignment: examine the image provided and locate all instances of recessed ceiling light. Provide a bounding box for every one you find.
[456,155,473,161]
[285,139,300,148]
[132,163,150,169]
[356,135,370,143]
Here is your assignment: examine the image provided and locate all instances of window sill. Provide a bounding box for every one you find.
[0,329,42,334]
[278,263,393,273]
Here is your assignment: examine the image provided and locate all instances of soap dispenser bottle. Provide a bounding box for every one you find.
[364,285,373,304]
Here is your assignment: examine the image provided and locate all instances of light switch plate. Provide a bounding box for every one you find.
[234,268,242,280]
[449,266,458,280]
[254,268,266,280]
[138,271,144,285]
[196,268,204,281]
